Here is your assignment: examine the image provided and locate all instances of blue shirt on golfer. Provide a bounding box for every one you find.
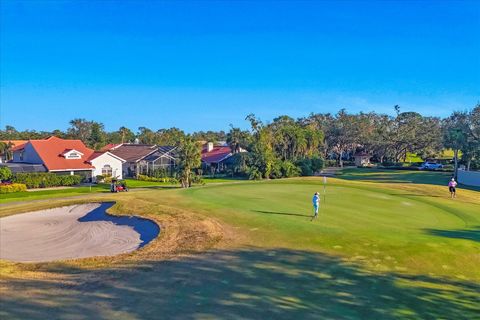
[313,194,319,207]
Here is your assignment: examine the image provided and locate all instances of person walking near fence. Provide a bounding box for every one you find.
[448,178,457,198]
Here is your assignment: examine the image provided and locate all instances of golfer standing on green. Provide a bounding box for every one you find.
[312,192,320,219]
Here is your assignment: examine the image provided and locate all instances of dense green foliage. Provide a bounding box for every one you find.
[177,135,202,188]
[137,174,178,184]
[1,105,478,180]
[13,173,82,189]
[0,167,13,181]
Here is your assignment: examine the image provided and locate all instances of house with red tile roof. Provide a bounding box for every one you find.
[201,142,245,174]
[6,136,125,180]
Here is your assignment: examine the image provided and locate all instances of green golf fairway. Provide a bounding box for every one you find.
[1,171,479,319]
[180,178,479,279]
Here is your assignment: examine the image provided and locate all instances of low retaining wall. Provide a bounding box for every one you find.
[458,170,480,187]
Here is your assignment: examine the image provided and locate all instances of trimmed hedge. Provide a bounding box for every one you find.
[137,174,178,184]
[13,173,82,189]
[0,183,27,193]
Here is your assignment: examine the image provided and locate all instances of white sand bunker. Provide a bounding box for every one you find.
[0,202,159,262]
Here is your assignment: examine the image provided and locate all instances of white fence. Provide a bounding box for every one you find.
[458,169,480,187]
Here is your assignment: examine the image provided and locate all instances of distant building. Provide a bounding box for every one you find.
[201,142,244,174]
[3,136,125,181]
[354,152,371,167]
[103,143,177,177]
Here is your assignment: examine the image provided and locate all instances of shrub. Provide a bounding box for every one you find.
[470,159,480,171]
[191,174,204,185]
[13,173,82,189]
[95,174,113,183]
[281,161,301,178]
[0,183,27,193]
[137,174,177,183]
[325,160,337,167]
[151,168,169,179]
[58,175,82,186]
[310,157,325,172]
[269,159,284,179]
[296,157,325,176]
[0,167,13,182]
[381,161,393,167]
[297,158,313,176]
[247,167,263,180]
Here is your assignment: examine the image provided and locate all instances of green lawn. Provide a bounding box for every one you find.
[0,185,111,203]
[122,178,175,187]
[405,149,458,163]
[0,177,246,204]
[0,170,479,319]
[338,167,453,185]
[405,152,423,163]
[0,179,164,204]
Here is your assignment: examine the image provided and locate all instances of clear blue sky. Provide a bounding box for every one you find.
[1,0,479,132]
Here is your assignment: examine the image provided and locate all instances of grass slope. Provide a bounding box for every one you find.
[0,170,479,319]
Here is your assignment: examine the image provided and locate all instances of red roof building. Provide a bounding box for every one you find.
[201,145,233,164]
[4,137,126,181]
[21,136,95,171]
[200,142,244,175]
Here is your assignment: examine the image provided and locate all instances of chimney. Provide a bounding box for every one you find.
[207,142,214,152]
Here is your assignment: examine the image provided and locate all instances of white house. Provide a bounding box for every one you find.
[87,151,126,181]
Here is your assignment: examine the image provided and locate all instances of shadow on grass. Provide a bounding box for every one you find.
[129,185,179,190]
[425,227,480,243]
[78,202,160,247]
[252,210,312,218]
[1,248,479,320]
[388,193,442,198]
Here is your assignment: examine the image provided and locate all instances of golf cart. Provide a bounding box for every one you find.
[110,178,129,193]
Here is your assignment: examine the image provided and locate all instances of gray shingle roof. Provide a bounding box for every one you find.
[109,144,157,162]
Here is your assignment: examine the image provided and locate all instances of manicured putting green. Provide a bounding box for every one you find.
[182,178,479,279]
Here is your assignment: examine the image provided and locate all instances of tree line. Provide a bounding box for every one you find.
[1,105,479,185]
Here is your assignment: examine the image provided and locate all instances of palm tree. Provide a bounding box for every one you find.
[227,125,250,154]
[227,126,242,154]
[0,141,14,162]
[177,135,201,188]
[119,126,129,144]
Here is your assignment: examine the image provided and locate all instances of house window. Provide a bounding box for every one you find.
[102,164,112,176]
[19,151,24,161]
[66,152,81,159]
